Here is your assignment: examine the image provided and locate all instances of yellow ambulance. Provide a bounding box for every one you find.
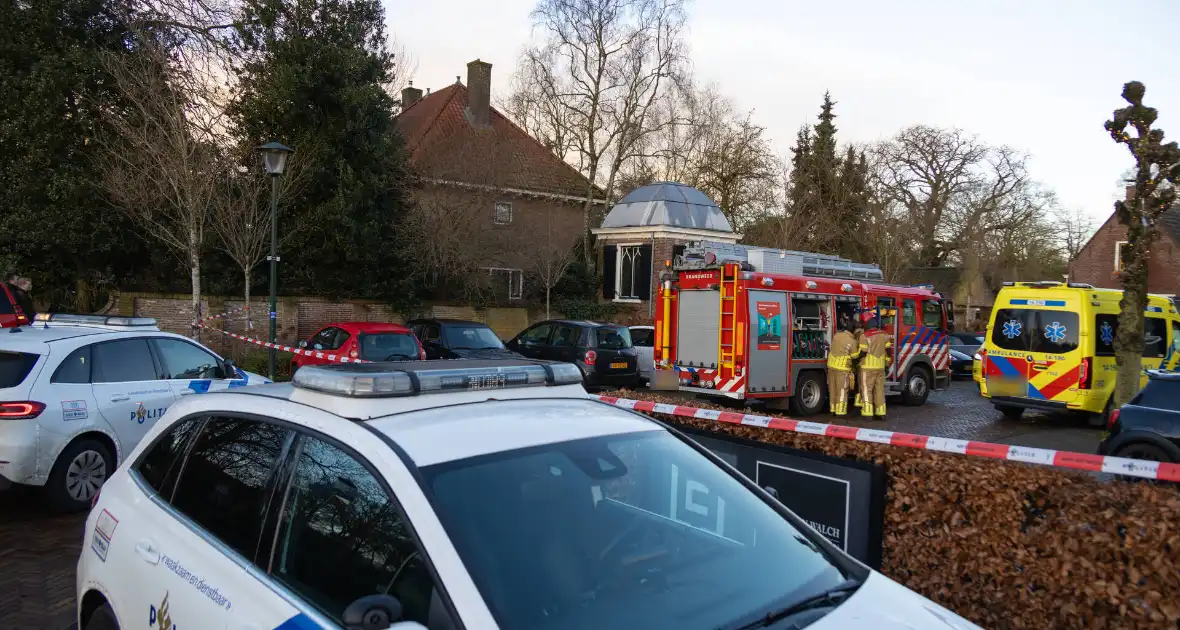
[978,281,1180,423]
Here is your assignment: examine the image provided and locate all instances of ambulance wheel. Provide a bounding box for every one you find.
[1088,398,1114,428]
[996,405,1024,421]
[900,366,931,406]
[85,602,120,630]
[791,372,826,416]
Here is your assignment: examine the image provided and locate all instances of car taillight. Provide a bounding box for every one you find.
[91,486,102,509]
[1079,357,1092,389]
[0,401,45,419]
[584,350,597,366]
[1107,407,1120,431]
[419,348,426,360]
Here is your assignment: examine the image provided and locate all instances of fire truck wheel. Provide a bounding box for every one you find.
[790,371,826,416]
[900,366,932,406]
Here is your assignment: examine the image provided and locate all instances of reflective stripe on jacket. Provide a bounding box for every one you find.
[827,330,860,371]
[859,330,891,371]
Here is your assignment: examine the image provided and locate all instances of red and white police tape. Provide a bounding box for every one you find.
[195,306,250,325]
[594,396,1180,483]
[198,324,370,363]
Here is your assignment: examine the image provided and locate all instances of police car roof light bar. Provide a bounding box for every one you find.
[34,313,158,327]
[292,360,583,398]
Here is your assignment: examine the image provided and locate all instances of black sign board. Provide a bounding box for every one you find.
[679,426,886,568]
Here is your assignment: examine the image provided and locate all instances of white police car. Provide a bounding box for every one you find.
[76,359,980,630]
[0,313,268,512]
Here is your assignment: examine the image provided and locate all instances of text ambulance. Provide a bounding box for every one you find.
[653,242,953,415]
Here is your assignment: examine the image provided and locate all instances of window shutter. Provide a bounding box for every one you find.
[602,245,617,299]
[636,244,653,300]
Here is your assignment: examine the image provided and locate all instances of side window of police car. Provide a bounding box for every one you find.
[92,339,159,382]
[270,436,439,626]
[168,417,292,560]
[153,338,223,380]
[136,417,204,499]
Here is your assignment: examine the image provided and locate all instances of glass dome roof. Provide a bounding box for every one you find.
[600,182,733,232]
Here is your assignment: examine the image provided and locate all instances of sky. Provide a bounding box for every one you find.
[388,0,1179,223]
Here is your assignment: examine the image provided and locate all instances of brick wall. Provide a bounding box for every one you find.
[113,291,557,352]
[1068,214,1180,292]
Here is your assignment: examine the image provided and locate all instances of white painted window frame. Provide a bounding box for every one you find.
[493,201,513,225]
[483,266,523,300]
[1115,240,1128,272]
[614,243,644,303]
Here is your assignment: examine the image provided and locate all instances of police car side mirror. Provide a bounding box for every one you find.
[219,359,236,379]
[343,594,405,630]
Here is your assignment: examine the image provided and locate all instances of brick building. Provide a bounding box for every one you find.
[592,182,740,323]
[1068,187,1180,293]
[394,59,602,302]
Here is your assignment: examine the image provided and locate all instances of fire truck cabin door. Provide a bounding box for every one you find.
[747,291,789,393]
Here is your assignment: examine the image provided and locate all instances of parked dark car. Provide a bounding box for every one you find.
[507,319,640,390]
[948,331,985,356]
[406,318,523,360]
[1098,370,1180,463]
[948,348,973,379]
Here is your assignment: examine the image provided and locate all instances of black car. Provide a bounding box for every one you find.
[948,331,985,356]
[406,319,523,360]
[1098,370,1180,463]
[948,348,973,379]
[507,319,640,391]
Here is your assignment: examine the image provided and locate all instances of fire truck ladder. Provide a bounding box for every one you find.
[718,263,740,379]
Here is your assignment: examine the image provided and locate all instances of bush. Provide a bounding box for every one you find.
[552,297,620,321]
[603,390,1180,629]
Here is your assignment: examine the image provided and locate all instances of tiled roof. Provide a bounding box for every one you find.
[394,83,598,199]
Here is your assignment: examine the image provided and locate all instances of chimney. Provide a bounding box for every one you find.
[401,81,422,109]
[466,59,492,128]
[1125,184,1137,201]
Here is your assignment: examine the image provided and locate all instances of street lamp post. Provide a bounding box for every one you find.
[257,141,293,380]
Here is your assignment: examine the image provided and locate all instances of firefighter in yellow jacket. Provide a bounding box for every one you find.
[826,320,860,415]
[858,313,892,418]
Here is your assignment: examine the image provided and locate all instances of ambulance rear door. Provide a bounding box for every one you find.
[986,295,1082,405]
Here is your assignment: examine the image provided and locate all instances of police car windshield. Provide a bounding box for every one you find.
[442,325,504,350]
[420,431,847,630]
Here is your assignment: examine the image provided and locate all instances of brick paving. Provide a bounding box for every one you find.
[0,487,84,630]
[0,379,1102,630]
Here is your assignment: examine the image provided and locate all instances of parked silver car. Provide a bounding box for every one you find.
[629,325,655,383]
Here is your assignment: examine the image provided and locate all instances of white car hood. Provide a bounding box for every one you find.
[810,572,982,630]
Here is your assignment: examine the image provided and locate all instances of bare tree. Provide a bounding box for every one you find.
[97,42,221,332]
[209,146,312,330]
[1055,206,1097,262]
[530,208,576,319]
[872,126,1037,267]
[511,0,688,265]
[1104,81,1180,406]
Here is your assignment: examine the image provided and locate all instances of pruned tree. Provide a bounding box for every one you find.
[1104,81,1180,406]
[96,40,221,333]
[511,0,688,265]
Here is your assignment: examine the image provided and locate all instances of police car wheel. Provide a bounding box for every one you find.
[44,438,113,514]
[85,602,119,630]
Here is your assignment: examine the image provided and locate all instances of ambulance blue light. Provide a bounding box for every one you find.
[292,361,583,398]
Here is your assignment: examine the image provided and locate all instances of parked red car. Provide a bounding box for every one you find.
[290,322,426,373]
[0,283,30,328]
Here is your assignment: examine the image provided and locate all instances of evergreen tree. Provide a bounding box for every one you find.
[0,0,148,310]
[786,124,813,220]
[229,0,415,306]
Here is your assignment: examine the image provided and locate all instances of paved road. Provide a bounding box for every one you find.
[0,379,1102,630]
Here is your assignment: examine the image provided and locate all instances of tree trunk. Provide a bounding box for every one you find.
[546,285,551,320]
[75,277,92,313]
[580,157,600,268]
[1113,216,1149,407]
[189,230,201,341]
[244,266,253,331]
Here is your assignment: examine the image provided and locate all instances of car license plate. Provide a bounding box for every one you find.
[611,361,627,369]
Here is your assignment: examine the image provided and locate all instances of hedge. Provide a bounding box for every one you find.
[602,390,1180,629]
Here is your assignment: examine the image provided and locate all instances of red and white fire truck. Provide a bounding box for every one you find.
[653,242,954,415]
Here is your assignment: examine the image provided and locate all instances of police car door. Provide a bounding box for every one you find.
[115,415,293,630]
[151,337,247,397]
[90,338,177,454]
